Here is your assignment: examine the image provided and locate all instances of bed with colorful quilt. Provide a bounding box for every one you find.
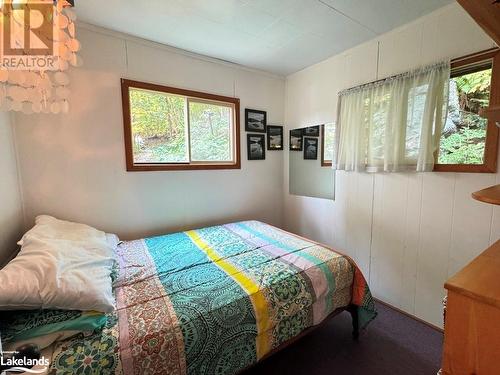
[1,219,376,375]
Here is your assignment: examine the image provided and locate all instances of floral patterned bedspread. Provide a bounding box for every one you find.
[49,221,376,375]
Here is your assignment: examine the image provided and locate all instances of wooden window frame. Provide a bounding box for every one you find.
[434,48,500,173]
[321,124,332,167]
[121,79,241,172]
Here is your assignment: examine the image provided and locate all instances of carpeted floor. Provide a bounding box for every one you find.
[244,302,443,375]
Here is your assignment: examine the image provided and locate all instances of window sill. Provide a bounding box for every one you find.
[433,163,496,173]
[126,163,241,172]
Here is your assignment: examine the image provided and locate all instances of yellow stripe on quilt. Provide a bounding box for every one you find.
[186,230,271,359]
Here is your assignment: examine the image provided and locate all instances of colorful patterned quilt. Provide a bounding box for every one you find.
[48,221,376,375]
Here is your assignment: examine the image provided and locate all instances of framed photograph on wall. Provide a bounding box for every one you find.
[290,129,303,151]
[304,125,320,137]
[267,125,283,150]
[304,137,318,160]
[245,109,267,133]
[247,134,266,160]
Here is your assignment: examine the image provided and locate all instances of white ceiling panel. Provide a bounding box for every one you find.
[75,0,453,75]
[282,0,371,39]
[320,0,453,33]
[257,20,305,49]
[242,0,305,17]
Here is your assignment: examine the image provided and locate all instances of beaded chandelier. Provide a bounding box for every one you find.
[0,0,81,114]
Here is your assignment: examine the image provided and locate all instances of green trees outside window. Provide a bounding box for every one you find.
[439,67,492,165]
[129,88,234,164]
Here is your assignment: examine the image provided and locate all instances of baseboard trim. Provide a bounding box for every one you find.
[374,298,444,333]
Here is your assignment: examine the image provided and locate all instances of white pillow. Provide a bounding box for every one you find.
[0,215,117,312]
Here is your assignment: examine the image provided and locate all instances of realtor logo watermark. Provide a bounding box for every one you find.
[0,350,49,374]
[0,0,58,70]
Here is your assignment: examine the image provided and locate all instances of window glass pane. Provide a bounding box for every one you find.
[323,123,336,162]
[438,66,492,164]
[189,100,232,162]
[129,88,188,163]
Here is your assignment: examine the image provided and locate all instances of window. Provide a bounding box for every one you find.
[121,79,240,171]
[321,123,336,167]
[336,62,450,172]
[434,48,499,173]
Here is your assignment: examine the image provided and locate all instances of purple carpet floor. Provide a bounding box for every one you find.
[244,301,443,375]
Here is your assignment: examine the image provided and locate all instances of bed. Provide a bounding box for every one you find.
[3,220,376,375]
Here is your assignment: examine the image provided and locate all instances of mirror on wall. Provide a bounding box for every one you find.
[289,123,335,200]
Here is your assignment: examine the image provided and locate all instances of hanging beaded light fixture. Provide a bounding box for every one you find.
[0,0,81,114]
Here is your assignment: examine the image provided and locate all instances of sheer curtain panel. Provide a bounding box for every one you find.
[336,62,450,172]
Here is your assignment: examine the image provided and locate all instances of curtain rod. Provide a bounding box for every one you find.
[339,48,499,97]
[338,61,449,96]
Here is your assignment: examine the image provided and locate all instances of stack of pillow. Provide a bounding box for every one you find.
[0,215,119,350]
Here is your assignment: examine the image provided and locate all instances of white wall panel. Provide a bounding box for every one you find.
[415,173,455,325]
[371,174,410,306]
[345,42,379,85]
[378,20,425,77]
[421,5,496,64]
[0,113,24,265]
[448,174,495,276]
[284,3,498,327]
[13,27,286,240]
[400,173,424,314]
[331,171,349,251]
[347,173,375,278]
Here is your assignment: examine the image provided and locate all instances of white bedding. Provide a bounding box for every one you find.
[0,215,117,312]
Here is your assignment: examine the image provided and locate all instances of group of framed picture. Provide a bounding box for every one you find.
[290,126,320,160]
[245,109,283,160]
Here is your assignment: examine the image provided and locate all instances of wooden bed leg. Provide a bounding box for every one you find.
[348,305,359,340]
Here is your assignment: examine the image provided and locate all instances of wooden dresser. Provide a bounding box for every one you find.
[441,240,500,375]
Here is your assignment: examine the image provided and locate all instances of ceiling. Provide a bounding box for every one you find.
[75,0,453,76]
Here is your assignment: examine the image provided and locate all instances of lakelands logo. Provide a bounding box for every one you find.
[0,0,57,70]
[0,351,49,374]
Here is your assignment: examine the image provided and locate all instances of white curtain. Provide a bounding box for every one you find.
[335,62,450,172]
